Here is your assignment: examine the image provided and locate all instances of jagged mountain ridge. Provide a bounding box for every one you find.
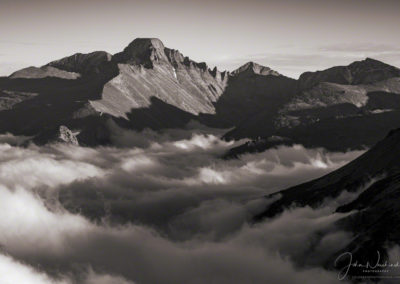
[0,37,295,145]
[1,37,400,149]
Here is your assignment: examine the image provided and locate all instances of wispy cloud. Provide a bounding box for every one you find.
[319,43,400,53]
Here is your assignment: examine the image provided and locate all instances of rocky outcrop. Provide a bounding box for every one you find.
[57,125,79,145]
[33,125,80,145]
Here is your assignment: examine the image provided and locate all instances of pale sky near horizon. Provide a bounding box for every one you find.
[1,0,400,78]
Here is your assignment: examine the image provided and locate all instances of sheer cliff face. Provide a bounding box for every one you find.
[91,38,228,118]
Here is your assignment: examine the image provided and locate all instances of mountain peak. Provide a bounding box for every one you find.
[349,57,396,70]
[299,57,400,89]
[345,57,400,84]
[47,51,112,74]
[365,57,380,62]
[231,61,280,77]
[127,38,165,51]
[115,38,168,67]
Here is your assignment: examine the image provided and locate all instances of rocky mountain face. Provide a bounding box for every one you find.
[94,38,228,119]
[253,128,400,277]
[1,38,400,150]
[0,38,296,145]
[0,38,224,144]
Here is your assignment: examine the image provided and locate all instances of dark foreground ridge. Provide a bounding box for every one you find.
[254,128,400,277]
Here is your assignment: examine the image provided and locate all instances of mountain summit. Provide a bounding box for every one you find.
[114,38,169,67]
[298,57,400,90]
[231,61,280,77]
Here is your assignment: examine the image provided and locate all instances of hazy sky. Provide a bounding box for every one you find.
[1,0,400,78]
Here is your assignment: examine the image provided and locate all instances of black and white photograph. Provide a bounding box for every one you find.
[1,0,400,283]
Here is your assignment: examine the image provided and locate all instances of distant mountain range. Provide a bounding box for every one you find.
[1,38,400,151]
[226,58,400,157]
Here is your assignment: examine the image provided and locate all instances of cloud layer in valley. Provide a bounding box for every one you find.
[0,129,364,283]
